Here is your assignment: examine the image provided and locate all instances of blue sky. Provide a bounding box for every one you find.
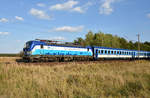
[0,0,150,53]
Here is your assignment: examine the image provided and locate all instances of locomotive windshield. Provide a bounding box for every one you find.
[24,41,32,49]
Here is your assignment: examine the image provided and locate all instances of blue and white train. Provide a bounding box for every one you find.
[23,39,150,61]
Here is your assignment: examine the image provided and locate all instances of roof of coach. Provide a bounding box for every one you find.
[93,46,148,52]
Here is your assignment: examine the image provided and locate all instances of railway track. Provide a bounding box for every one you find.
[14,59,134,66]
[1,57,147,67]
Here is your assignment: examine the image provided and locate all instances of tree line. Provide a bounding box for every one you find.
[74,31,150,51]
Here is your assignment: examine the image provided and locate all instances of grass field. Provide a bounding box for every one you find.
[0,54,19,57]
[0,57,150,98]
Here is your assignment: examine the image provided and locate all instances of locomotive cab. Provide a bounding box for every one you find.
[23,41,34,56]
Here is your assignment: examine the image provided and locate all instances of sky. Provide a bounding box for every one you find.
[0,0,150,53]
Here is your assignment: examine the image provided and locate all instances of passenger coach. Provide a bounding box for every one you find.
[93,47,150,60]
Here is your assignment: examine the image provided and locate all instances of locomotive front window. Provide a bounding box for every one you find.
[26,41,32,48]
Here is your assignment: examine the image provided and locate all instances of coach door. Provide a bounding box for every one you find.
[95,49,98,59]
[131,52,135,59]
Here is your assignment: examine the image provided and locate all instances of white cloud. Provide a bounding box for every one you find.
[51,36,66,41]
[147,13,150,18]
[0,32,10,35]
[37,3,46,7]
[29,8,51,20]
[15,16,24,21]
[72,7,84,13]
[50,0,78,11]
[50,25,84,33]
[99,0,118,15]
[0,18,9,23]
[50,0,92,13]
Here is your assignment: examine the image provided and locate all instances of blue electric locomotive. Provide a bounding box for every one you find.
[23,39,93,61]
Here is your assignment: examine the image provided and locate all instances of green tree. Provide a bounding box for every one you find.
[119,37,129,49]
[74,37,85,46]
[73,30,150,51]
[93,32,105,46]
[85,31,94,46]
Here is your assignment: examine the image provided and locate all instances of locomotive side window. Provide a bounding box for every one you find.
[41,44,44,49]
[87,48,89,51]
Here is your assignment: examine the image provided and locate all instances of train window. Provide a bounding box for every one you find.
[105,50,107,54]
[117,51,119,55]
[111,51,113,54]
[41,44,44,49]
[120,51,121,55]
[108,51,110,54]
[99,50,101,54]
[114,51,116,54]
[101,50,104,54]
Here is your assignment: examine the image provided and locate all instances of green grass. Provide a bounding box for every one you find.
[0,60,150,98]
[0,54,19,57]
